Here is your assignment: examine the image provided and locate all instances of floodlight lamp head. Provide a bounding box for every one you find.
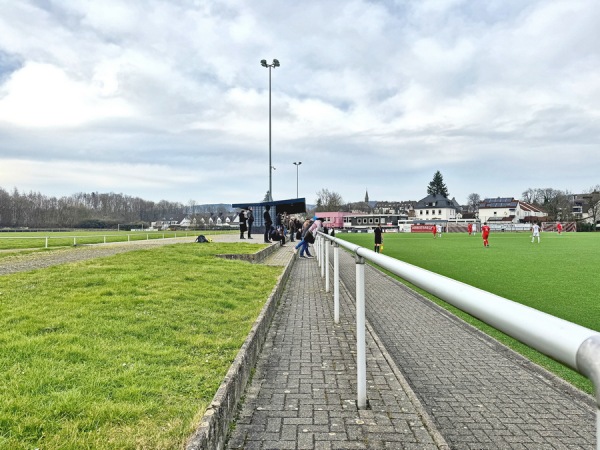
[273,59,280,67]
[260,59,268,67]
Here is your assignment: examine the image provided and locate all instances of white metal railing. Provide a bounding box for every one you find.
[0,232,192,249]
[316,231,600,448]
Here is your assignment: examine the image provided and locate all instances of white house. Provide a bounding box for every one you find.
[478,197,546,224]
[414,194,461,221]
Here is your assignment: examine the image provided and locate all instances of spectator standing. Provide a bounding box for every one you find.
[247,207,254,239]
[263,205,273,243]
[239,209,247,239]
[288,216,296,242]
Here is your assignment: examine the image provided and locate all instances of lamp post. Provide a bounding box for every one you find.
[293,161,302,198]
[260,58,280,202]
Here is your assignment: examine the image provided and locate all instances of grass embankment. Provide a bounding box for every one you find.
[0,242,279,449]
[338,231,600,393]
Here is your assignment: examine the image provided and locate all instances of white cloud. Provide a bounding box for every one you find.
[0,62,135,127]
[0,0,599,205]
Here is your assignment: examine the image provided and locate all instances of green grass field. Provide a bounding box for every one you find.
[338,230,600,392]
[0,242,279,449]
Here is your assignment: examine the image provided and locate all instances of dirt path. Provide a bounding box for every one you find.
[0,237,197,276]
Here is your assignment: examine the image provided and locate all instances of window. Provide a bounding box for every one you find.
[438,210,442,215]
[374,218,379,223]
[369,218,373,224]
[426,210,429,215]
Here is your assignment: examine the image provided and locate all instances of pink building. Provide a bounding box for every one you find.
[314,212,349,229]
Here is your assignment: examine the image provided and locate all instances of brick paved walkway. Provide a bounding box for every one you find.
[227,242,596,449]
[228,244,445,449]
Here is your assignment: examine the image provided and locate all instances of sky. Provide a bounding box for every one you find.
[0,0,599,207]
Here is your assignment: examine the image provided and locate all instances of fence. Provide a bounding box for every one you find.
[0,231,197,250]
[315,231,600,448]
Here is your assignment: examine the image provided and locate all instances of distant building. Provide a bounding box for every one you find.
[569,192,600,228]
[373,201,416,216]
[414,194,461,221]
[478,197,546,223]
[315,211,408,230]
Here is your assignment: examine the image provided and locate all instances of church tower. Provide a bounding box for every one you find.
[365,189,369,203]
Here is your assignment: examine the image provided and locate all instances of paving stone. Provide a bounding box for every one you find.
[224,241,596,449]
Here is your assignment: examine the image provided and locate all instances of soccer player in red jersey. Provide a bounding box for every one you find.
[467,223,473,235]
[432,225,437,238]
[557,222,563,235]
[482,222,490,247]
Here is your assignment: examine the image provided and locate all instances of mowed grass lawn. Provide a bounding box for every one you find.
[0,243,280,449]
[338,231,600,392]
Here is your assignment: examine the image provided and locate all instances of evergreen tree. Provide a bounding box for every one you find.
[427,171,449,197]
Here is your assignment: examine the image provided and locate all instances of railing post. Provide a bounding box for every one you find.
[74,237,76,246]
[45,237,48,248]
[320,237,325,278]
[576,335,600,450]
[325,239,330,292]
[128,234,130,242]
[104,236,106,244]
[355,254,367,409]
[334,242,340,324]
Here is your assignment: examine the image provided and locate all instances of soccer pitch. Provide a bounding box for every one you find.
[337,231,600,392]
[338,231,599,331]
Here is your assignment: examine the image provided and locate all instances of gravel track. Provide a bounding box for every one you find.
[0,237,197,276]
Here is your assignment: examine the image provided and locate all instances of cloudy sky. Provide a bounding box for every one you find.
[0,0,598,206]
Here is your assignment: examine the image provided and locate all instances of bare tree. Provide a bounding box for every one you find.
[315,189,344,212]
[521,188,535,203]
[467,193,481,213]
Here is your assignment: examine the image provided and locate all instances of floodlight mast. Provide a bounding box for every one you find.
[260,59,280,202]
[293,161,302,198]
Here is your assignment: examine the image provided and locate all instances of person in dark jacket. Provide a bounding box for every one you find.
[247,207,254,239]
[288,216,296,242]
[263,205,272,243]
[374,224,383,252]
[239,209,247,239]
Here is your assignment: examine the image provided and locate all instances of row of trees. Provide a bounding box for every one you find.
[0,187,189,229]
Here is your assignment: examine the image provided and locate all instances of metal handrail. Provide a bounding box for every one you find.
[316,231,600,448]
[0,232,191,248]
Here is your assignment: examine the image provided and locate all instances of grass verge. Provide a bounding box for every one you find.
[0,242,279,449]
